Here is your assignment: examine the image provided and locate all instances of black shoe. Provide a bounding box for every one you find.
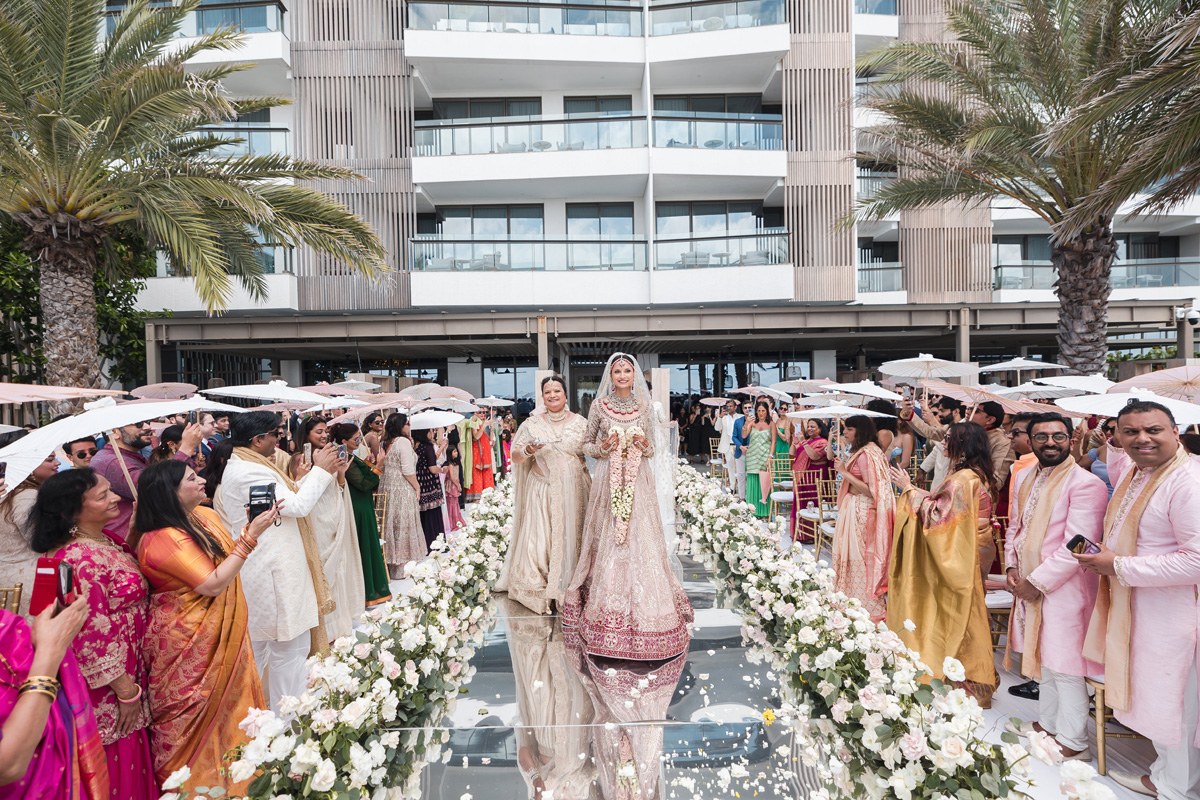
[1008,680,1039,700]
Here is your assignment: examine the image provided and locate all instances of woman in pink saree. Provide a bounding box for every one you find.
[562,353,693,661]
[831,416,895,622]
[790,419,832,542]
[0,604,108,800]
[30,471,158,800]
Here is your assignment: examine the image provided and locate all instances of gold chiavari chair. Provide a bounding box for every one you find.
[0,583,22,614]
[708,438,727,484]
[985,515,1010,652]
[1085,677,1148,775]
[813,478,840,558]
[767,455,794,520]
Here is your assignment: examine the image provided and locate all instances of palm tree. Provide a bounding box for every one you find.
[0,0,386,390]
[848,0,1180,375]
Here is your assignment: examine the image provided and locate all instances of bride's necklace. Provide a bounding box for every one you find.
[607,393,638,413]
[546,408,568,422]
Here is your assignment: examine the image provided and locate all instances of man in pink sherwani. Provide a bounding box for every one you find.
[1003,412,1108,760]
[1076,399,1200,800]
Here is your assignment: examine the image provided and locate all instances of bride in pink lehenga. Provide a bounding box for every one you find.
[562,353,693,661]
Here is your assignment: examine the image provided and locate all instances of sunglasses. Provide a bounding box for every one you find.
[72,448,99,458]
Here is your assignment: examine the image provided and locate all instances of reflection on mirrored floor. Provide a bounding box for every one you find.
[417,555,814,799]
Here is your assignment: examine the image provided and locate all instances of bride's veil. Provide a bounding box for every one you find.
[594,351,656,439]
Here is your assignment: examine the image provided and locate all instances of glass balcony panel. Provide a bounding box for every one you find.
[857,264,903,292]
[407,1,639,34]
[199,127,289,159]
[649,0,783,35]
[106,2,284,38]
[654,229,787,269]
[414,114,646,156]
[854,0,897,13]
[652,113,783,150]
[412,235,647,271]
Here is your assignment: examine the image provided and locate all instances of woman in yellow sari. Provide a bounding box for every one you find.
[887,422,999,707]
[134,460,280,790]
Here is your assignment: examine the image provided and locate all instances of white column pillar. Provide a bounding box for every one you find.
[812,349,837,380]
[280,360,303,386]
[447,358,484,397]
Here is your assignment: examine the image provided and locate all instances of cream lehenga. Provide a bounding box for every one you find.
[497,408,590,615]
[562,353,693,660]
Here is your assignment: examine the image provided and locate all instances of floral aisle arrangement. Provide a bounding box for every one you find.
[608,423,644,543]
[673,463,1114,800]
[163,482,514,800]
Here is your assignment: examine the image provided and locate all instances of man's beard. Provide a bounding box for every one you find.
[121,431,148,448]
[1036,447,1069,468]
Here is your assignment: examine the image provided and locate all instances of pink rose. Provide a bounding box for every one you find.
[865,652,885,671]
[900,731,928,761]
[450,662,462,677]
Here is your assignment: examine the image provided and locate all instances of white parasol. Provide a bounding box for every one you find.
[919,379,1041,416]
[771,379,836,394]
[409,410,465,430]
[0,396,244,498]
[129,382,198,400]
[298,383,373,398]
[879,353,979,382]
[788,402,897,450]
[201,380,331,406]
[326,395,427,425]
[0,382,125,404]
[996,382,1085,400]
[1033,373,1114,394]
[1056,388,1200,426]
[331,379,381,394]
[398,383,442,401]
[302,396,370,413]
[429,386,475,402]
[425,398,480,414]
[477,396,515,407]
[979,358,1067,374]
[818,381,904,402]
[1108,366,1200,403]
[698,397,732,407]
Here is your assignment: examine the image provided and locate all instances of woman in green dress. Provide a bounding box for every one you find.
[744,400,774,518]
[772,401,793,461]
[329,422,392,607]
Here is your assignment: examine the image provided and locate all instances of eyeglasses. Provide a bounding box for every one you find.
[1031,432,1070,443]
[1008,429,1028,439]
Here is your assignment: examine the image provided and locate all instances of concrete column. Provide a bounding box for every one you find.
[956,306,971,363]
[280,360,304,387]
[812,349,837,380]
[537,316,549,370]
[638,353,660,369]
[144,321,162,384]
[447,358,484,397]
[1178,316,1196,358]
[650,367,669,410]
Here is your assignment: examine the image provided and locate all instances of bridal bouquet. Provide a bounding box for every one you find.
[609,424,645,544]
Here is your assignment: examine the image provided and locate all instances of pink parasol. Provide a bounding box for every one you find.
[129,382,198,400]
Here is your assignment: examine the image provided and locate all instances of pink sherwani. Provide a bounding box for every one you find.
[1105,448,1200,747]
[1004,464,1108,677]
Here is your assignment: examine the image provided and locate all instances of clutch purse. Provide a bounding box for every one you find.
[28,557,78,617]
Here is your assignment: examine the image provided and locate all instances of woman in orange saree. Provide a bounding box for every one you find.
[134,461,277,790]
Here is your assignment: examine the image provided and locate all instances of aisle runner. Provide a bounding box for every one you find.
[171,466,1112,800]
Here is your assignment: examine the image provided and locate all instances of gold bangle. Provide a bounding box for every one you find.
[19,686,58,701]
[20,676,60,692]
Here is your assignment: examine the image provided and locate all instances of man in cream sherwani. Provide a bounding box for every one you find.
[1075,399,1200,800]
[716,400,738,491]
[218,411,338,712]
[1003,412,1108,760]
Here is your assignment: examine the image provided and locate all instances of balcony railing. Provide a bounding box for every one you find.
[648,0,784,35]
[412,234,648,271]
[198,127,289,159]
[655,228,788,269]
[407,0,643,36]
[105,1,285,37]
[854,0,896,13]
[157,245,293,277]
[857,170,896,199]
[993,258,1200,290]
[858,262,903,292]
[414,111,648,157]
[653,111,784,151]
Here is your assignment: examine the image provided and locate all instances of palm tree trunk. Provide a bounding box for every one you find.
[18,210,103,391]
[1053,219,1116,376]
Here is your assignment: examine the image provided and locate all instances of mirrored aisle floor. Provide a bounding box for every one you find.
[415,555,815,800]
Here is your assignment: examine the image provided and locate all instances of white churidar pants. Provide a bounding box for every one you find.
[733,455,746,497]
[1151,655,1200,800]
[252,631,311,714]
[1037,668,1089,752]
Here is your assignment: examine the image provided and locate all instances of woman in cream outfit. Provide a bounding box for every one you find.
[498,374,590,615]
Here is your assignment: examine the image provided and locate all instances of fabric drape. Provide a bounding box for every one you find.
[138,508,266,791]
[303,475,365,639]
[832,443,895,622]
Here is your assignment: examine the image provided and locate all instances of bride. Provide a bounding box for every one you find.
[562,353,693,661]
[497,374,591,615]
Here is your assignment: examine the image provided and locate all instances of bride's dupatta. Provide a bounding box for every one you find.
[0,610,108,800]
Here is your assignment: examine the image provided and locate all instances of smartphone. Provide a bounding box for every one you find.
[0,461,6,482]
[337,443,348,461]
[1066,534,1101,555]
[188,410,198,425]
[304,442,313,464]
[247,483,277,523]
[56,561,75,612]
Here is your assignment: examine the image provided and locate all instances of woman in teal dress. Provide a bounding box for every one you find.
[744,400,774,518]
[329,423,392,606]
[773,402,793,461]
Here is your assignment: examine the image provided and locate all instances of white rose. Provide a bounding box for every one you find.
[290,740,322,773]
[941,657,966,682]
[797,626,818,645]
[311,758,338,792]
[938,736,973,768]
[161,766,191,790]
[268,734,296,761]
[1027,730,1063,765]
[229,759,257,783]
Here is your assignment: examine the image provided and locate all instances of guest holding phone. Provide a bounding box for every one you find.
[135,460,278,792]
[0,452,61,618]
[29,469,158,799]
[327,423,391,608]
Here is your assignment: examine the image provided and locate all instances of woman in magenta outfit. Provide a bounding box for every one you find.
[0,601,108,800]
[790,418,832,542]
[30,470,158,800]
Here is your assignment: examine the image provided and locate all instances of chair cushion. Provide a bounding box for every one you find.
[769,491,792,502]
[985,590,1014,609]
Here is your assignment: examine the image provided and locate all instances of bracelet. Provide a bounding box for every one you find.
[232,536,257,560]
[115,684,143,704]
[19,686,57,702]
[20,676,60,697]
[523,444,535,457]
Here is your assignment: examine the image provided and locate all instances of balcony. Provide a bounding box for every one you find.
[648,0,783,36]
[653,111,783,151]
[198,126,289,159]
[105,1,286,37]
[655,228,788,269]
[411,234,648,272]
[407,0,642,35]
[993,259,1200,290]
[858,262,904,292]
[854,0,896,13]
[414,111,648,158]
[856,169,896,199]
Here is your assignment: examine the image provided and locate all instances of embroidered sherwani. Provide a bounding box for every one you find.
[1101,448,1200,747]
[1004,465,1107,677]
